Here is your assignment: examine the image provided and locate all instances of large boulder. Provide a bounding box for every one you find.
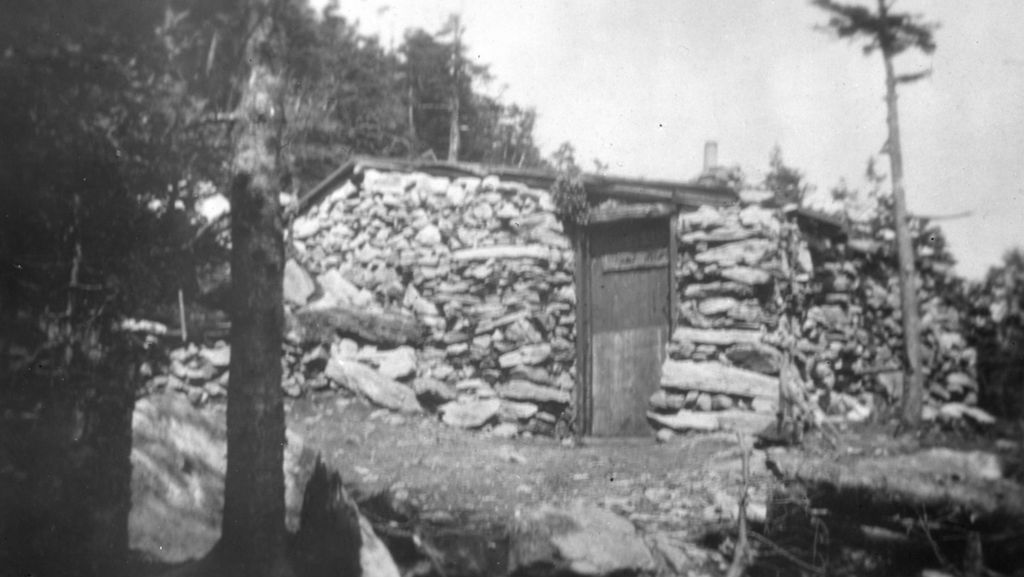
[357,346,418,381]
[284,259,317,306]
[129,392,312,562]
[325,359,422,414]
[439,398,501,429]
[510,503,656,576]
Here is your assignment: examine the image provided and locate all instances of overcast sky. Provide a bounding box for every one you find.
[316,0,1024,280]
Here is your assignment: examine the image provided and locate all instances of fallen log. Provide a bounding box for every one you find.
[765,447,1024,525]
[293,304,425,347]
[661,360,777,400]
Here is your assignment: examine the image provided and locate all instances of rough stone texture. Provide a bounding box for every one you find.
[683,281,755,300]
[720,265,772,286]
[698,297,738,316]
[648,409,774,434]
[694,239,773,267]
[357,346,417,381]
[680,205,724,230]
[497,380,571,405]
[510,503,656,576]
[649,390,686,412]
[318,268,366,307]
[499,399,540,421]
[439,398,501,429]
[292,215,323,240]
[359,514,402,577]
[198,344,231,369]
[725,342,782,375]
[498,344,553,369]
[646,410,718,432]
[284,258,317,305]
[412,377,457,405]
[710,394,734,410]
[672,327,764,346]
[661,360,777,400]
[130,392,312,561]
[325,359,422,413]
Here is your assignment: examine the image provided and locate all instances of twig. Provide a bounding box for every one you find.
[964,530,984,577]
[749,532,826,575]
[413,531,450,577]
[910,210,973,222]
[918,507,955,573]
[178,288,188,344]
[185,111,240,129]
[726,432,751,577]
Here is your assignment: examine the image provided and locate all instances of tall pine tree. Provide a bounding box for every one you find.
[812,0,939,428]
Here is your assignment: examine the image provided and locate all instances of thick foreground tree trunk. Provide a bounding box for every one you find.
[217,4,293,576]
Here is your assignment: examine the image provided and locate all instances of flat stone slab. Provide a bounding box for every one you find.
[326,359,422,413]
[439,398,501,429]
[661,360,777,400]
[672,327,765,347]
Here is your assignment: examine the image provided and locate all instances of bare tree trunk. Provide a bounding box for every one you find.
[448,90,460,162]
[447,15,461,162]
[879,0,925,428]
[218,3,293,575]
[407,84,417,145]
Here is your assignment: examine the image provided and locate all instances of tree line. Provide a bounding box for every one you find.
[0,1,548,575]
[0,0,551,386]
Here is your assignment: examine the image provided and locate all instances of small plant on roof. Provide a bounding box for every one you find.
[549,141,590,229]
[551,169,589,229]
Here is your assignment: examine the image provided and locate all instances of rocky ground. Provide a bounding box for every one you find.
[131,389,775,577]
[129,387,1024,577]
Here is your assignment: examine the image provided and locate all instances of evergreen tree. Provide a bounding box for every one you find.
[812,0,939,428]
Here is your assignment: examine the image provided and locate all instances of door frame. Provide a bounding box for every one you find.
[573,210,678,437]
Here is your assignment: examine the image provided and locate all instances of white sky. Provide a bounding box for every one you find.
[315,0,1024,280]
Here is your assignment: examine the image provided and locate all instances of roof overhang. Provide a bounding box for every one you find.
[293,155,737,217]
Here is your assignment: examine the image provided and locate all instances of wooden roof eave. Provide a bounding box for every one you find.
[292,155,738,218]
[587,203,676,224]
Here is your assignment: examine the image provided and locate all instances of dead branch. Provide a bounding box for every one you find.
[910,210,973,222]
[749,532,826,575]
[726,432,752,577]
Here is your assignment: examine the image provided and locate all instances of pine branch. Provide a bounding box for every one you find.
[895,67,933,84]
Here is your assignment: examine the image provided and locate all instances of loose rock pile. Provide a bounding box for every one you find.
[284,169,576,436]
[649,191,787,435]
[148,341,232,406]
[146,166,992,437]
[788,215,986,425]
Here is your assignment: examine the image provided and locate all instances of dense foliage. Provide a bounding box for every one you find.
[0,1,550,574]
[967,249,1024,416]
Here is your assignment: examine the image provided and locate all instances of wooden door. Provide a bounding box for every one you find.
[578,217,673,437]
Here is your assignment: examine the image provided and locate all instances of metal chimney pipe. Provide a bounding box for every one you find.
[703,141,718,173]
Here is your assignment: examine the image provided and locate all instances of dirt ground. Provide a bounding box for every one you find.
[286,391,1024,577]
[286,391,773,575]
[294,393,761,514]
